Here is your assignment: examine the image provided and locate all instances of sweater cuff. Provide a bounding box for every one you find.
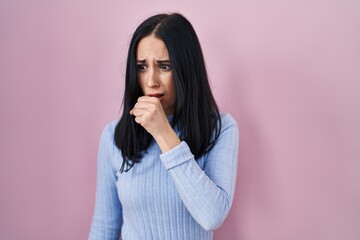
[160,141,194,170]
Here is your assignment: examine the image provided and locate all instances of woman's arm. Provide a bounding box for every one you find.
[130,97,238,230]
[89,124,122,240]
[159,114,239,231]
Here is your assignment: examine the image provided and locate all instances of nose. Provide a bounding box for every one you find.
[146,68,160,88]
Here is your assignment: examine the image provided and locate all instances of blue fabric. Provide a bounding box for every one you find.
[89,113,239,240]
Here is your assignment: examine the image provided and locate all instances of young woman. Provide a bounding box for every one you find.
[89,13,239,240]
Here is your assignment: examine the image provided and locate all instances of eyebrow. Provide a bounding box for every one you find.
[156,60,170,64]
[136,59,170,63]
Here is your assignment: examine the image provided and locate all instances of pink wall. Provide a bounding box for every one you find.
[1,1,359,239]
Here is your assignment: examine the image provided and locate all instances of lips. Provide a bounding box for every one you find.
[148,93,165,99]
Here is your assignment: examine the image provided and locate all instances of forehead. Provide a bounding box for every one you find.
[136,35,169,60]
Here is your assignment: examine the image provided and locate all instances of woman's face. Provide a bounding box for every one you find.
[136,35,176,115]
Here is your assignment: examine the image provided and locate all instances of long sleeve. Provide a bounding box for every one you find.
[89,124,122,240]
[159,114,239,231]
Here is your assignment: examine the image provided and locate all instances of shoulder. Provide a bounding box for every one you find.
[215,113,239,145]
[101,119,119,139]
[99,119,120,147]
[98,119,122,171]
[219,113,238,132]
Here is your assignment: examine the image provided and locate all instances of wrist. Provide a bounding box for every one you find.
[153,124,181,153]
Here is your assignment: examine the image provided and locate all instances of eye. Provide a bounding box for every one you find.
[136,64,147,71]
[159,64,171,71]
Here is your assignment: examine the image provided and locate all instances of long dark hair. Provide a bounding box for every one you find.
[114,13,221,173]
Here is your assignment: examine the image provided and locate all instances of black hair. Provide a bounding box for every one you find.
[114,13,221,173]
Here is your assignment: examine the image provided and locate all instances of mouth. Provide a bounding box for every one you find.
[148,93,165,99]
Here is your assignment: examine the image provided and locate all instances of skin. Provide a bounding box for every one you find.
[130,35,181,153]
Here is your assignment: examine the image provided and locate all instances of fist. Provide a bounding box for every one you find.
[130,96,170,137]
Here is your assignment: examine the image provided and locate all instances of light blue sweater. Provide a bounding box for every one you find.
[89,113,239,240]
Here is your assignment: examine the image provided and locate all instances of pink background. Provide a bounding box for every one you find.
[1,1,359,239]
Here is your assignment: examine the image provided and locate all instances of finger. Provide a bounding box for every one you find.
[131,107,150,117]
[134,115,142,124]
[133,101,156,111]
[130,101,154,116]
[134,116,148,129]
[138,96,159,103]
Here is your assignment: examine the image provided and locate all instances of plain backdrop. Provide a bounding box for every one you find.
[1,0,359,239]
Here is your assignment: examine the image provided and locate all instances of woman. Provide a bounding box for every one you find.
[89,13,239,240]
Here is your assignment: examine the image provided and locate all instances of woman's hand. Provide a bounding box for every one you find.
[130,96,169,137]
[130,96,181,152]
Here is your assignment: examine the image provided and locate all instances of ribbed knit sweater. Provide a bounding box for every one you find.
[89,113,239,240]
